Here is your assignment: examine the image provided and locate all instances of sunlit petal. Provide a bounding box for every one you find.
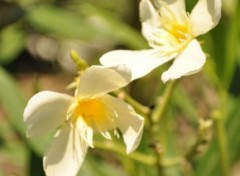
[102,95,144,154]
[100,49,174,81]
[161,39,205,82]
[190,0,222,36]
[160,0,186,22]
[140,0,186,41]
[140,0,159,25]
[140,0,159,39]
[44,124,87,176]
[23,91,73,137]
[77,65,131,98]
[76,118,94,148]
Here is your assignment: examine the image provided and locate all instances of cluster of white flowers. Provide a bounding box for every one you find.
[100,0,221,83]
[23,0,221,176]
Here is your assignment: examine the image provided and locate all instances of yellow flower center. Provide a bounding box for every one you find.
[162,18,191,43]
[148,3,193,55]
[71,98,115,132]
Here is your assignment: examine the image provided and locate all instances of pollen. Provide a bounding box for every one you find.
[160,8,192,44]
[72,98,115,132]
[165,21,190,42]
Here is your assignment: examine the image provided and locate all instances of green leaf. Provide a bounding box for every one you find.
[0,67,50,155]
[173,85,199,125]
[0,104,28,176]
[0,67,26,134]
[0,25,25,64]
[26,5,101,40]
[79,3,148,49]
[26,4,148,49]
[223,0,240,88]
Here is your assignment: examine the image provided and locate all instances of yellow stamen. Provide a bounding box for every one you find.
[160,9,192,44]
[149,2,193,54]
[72,98,115,132]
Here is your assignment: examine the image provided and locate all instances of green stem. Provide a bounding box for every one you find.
[94,141,156,165]
[185,138,202,161]
[151,80,177,123]
[156,154,164,176]
[94,141,183,167]
[214,111,229,176]
[185,119,212,161]
[112,90,150,117]
[212,89,229,176]
[121,90,150,116]
[148,80,178,176]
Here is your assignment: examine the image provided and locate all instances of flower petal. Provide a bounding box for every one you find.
[77,65,131,98]
[76,118,94,148]
[190,0,221,36]
[44,123,87,176]
[161,0,185,11]
[102,95,144,154]
[140,0,186,40]
[23,91,73,137]
[161,39,206,83]
[160,0,186,21]
[140,0,159,26]
[100,49,174,81]
[140,0,160,40]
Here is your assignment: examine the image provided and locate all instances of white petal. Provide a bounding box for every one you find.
[190,0,222,36]
[23,91,73,137]
[100,49,174,81]
[44,124,87,176]
[161,39,206,83]
[102,95,144,154]
[140,0,186,20]
[140,0,186,40]
[140,0,159,25]
[77,65,131,98]
[160,0,185,12]
[160,0,186,22]
[76,118,94,148]
[140,0,160,39]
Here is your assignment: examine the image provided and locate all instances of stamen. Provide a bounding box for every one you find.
[71,98,117,133]
[101,131,112,140]
[114,129,120,138]
[147,1,193,55]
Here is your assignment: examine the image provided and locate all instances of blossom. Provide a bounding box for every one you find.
[100,0,221,83]
[23,65,144,176]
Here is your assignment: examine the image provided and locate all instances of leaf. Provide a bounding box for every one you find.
[0,67,26,134]
[223,0,240,88]
[26,4,148,49]
[172,85,199,125]
[0,25,25,64]
[0,107,28,176]
[0,66,50,155]
[79,3,148,49]
[26,5,98,40]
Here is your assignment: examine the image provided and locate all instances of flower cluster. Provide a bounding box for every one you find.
[100,0,221,82]
[23,0,221,176]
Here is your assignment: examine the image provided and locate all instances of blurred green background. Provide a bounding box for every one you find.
[0,0,240,175]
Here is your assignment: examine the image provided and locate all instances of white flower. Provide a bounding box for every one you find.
[23,65,144,176]
[100,0,221,83]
